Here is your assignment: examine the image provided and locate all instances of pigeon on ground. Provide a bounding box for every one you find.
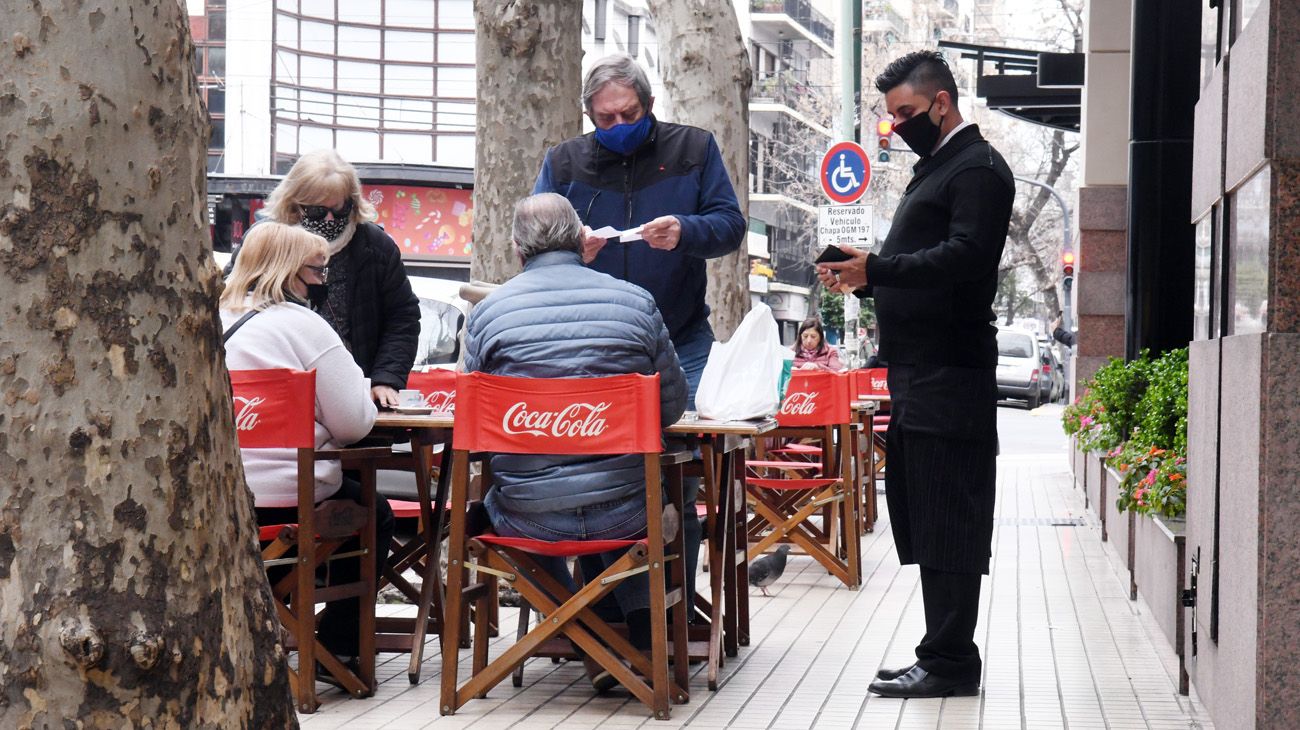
[749,545,792,596]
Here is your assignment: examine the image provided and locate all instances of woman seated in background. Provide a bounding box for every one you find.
[220,221,395,663]
[793,317,844,371]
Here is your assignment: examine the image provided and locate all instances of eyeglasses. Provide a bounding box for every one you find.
[303,264,329,280]
[299,199,354,222]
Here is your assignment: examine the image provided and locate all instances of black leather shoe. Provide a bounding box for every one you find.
[875,663,916,681]
[868,666,979,698]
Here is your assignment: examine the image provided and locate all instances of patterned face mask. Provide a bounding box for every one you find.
[300,216,349,242]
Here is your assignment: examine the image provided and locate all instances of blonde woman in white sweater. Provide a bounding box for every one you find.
[220,222,393,661]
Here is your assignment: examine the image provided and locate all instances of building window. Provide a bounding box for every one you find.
[594,0,607,41]
[1193,208,1214,340]
[1227,165,1270,335]
[269,0,475,166]
[628,15,640,57]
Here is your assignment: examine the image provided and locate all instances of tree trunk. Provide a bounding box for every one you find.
[471,0,582,284]
[646,0,752,340]
[0,3,295,726]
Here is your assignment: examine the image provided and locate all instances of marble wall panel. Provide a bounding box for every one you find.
[1191,62,1225,220]
[1211,333,1263,725]
[1225,0,1269,191]
[1269,160,1300,333]
[1257,333,1300,724]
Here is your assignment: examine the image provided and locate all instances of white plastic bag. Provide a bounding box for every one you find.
[694,303,786,421]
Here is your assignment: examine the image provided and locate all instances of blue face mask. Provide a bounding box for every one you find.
[594,114,652,156]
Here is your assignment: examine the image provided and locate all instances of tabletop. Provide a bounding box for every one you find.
[373,411,455,430]
[664,416,779,436]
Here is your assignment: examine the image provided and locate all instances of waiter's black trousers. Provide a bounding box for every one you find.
[916,566,983,681]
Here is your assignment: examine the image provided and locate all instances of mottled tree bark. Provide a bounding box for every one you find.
[0,2,296,727]
[646,0,753,340]
[471,0,582,284]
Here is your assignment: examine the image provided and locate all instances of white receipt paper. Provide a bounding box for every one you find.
[590,225,645,242]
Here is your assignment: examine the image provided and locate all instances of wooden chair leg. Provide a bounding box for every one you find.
[511,599,531,687]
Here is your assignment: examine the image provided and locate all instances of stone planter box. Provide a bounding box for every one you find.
[1133,514,1188,694]
[1085,451,1104,523]
[1070,437,1086,492]
[1103,466,1135,598]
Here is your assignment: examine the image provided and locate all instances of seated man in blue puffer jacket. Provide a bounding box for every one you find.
[463,192,687,686]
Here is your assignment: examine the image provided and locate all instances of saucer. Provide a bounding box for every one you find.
[392,405,433,415]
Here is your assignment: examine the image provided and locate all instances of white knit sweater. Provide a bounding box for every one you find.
[221,301,377,507]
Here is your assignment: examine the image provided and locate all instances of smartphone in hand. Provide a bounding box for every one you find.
[814,245,855,264]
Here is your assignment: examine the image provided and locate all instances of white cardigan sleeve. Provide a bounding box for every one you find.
[307,340,377,448]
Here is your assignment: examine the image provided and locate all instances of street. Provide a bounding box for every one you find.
[996,400,1068,457]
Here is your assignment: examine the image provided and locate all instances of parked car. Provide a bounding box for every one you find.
[996,327,1043,409]
[408,275,471,370]
[1036,341,1067,403]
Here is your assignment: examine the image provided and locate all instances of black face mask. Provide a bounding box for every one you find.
[294,276,329,309]
[893,100,943,158]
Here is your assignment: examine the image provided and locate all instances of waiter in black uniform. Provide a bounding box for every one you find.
[817,50,1014,698]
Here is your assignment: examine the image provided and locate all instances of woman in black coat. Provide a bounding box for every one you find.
[262,150,421,406]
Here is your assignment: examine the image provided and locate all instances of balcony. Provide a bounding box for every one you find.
[750,71,833,137]
[750,0,835,55]
[862,1,907,39]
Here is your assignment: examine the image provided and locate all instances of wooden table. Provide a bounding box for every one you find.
[665,416,778,689]
[369,411,454,684]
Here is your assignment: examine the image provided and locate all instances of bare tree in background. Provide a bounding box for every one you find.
[646,0,752,340]
[471,1,581,284]
[0,2,295,725]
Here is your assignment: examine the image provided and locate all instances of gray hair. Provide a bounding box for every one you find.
[582,54,653,116]
[512,193,584,260]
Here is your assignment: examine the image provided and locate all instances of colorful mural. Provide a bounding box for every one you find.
[363,184,474,260]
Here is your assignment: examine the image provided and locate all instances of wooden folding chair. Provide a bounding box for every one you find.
[232,368,390,713]
[745,370,861,590]
[440,372,690,720]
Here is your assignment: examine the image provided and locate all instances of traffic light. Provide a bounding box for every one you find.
[876,118,893,163]
[1062,250,1076,288]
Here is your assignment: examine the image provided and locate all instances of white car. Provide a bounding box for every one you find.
[995,327,1043,409]
[408,275,471,370]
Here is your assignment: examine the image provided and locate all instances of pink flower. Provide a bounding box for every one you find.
[1142,469,1158,486]
[1080,416,1094,428]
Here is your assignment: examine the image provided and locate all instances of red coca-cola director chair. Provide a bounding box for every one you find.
[440,372,690,720]
[231,368,391,713]
[745,370,862,590]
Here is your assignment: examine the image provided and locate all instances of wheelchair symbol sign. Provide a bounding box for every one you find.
[820,142,871,204]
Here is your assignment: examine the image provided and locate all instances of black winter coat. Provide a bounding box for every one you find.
[335,222,421,390]
[863,125,1014,370]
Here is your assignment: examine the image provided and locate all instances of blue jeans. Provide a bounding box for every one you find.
[672,319,714,617]
[486,496,650,615]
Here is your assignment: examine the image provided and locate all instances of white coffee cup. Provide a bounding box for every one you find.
[398,389,423,407]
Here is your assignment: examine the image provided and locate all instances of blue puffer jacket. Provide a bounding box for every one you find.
[533,117,746,344]
[463,250,688,515]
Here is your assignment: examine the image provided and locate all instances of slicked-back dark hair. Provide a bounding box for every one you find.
[875,50,959,101]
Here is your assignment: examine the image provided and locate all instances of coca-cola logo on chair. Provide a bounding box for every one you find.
[234,396,266,431]
[422,390,455,414]
[502,401,610,438]
[780,391,819,416]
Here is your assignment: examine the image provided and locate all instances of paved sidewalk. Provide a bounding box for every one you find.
[300,454,1213,729]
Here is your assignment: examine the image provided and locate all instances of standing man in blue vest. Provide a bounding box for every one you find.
[534,53,746,617]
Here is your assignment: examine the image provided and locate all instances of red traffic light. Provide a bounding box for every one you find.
[1062,250,1076,276]
[876,119,893,136]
